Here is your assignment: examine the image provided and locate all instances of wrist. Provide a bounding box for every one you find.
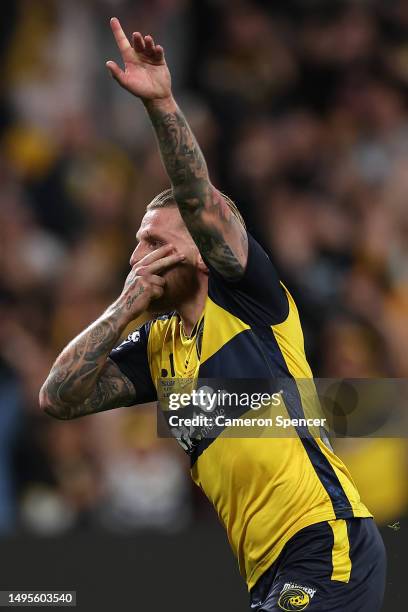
[105,298,138,330]
[143,94,177,115]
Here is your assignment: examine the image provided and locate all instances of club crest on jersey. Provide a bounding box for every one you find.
[278,582,316,611]
[127,331,140,343]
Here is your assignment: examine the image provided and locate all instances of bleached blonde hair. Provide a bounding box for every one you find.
[147,187,246,228]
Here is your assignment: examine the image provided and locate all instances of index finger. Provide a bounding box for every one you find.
[110,17,134,61]
[137,244,174,266]
[148,252,185,274]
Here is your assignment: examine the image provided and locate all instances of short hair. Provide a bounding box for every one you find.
[146,187,246,228]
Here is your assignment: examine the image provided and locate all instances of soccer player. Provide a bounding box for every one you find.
[40,18,386,611]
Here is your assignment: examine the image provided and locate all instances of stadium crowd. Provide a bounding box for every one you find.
[0,0,407,535]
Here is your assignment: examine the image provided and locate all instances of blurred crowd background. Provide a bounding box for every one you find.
[0,0,407,545]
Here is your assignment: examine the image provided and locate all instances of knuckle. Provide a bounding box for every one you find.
[135,265,147,276]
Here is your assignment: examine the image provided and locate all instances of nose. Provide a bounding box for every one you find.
[129,243,142,267]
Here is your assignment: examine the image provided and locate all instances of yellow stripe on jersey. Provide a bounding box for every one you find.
[329,519,352,583]
[272,283,313,379]
[200,296,250,364]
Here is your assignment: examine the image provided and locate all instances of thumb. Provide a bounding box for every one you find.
[106,60,126,86]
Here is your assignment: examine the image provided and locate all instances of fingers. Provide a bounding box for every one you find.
[132,32,145,54]
[110,17,134,61]
[147,252,185,274]
[144,35,155,53]
[133,251,185,277]
[130,275,164,300]
[105,60,125,85]
[132,31,165,63]
[139,275,165,301]
[154,45,164,63]
[150,284,164,300]
[109,16,164,65]
[137,244,174,266]
[139,274,165,286]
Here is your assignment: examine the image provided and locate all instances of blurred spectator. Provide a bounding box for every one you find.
[94,407,191,532]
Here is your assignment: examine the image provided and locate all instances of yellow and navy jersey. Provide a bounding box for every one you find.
[110,232,372,590]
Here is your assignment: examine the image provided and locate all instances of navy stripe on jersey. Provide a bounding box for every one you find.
[199,328,287,379]
[261,326,353,519]
[190,329,277,465]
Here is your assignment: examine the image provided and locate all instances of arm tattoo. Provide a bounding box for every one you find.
[126,286,144,310]
[150,109,208,187]
[40,309,136,419]
[44,361,136,420]
[149,105,247,280]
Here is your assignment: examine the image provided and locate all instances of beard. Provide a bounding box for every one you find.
[148,263,201,315]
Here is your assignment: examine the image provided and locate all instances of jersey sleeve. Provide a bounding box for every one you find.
[205,231,289,326]
[109,322,157,405]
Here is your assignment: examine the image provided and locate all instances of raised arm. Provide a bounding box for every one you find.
[40,246,184,419]
[106,17,248,280]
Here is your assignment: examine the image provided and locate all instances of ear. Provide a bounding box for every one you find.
[196,252,209,274]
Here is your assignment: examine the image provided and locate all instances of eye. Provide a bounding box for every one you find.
[150,239,164,249]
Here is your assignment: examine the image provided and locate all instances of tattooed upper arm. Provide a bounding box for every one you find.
[80,358,137,415]
[176,183,248,280]
[43,359,137,420]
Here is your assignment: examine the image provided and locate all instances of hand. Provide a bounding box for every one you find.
[117,245,185,320]
[106,17,172,101]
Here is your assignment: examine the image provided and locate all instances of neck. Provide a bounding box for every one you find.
[177,279,208,336]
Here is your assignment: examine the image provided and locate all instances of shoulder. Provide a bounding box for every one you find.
[207,232,289,326]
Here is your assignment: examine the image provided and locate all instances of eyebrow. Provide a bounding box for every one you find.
[135,230,163,244]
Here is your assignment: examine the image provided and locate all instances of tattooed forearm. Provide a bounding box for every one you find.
[149,106,208,193]
[147,99,248,280]
[40,306,136,419]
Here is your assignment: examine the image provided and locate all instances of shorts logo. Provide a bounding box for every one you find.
[278,583,316,611]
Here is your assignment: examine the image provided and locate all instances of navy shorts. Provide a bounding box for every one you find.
[249,518,386,612]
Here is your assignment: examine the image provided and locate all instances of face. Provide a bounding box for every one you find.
[130,206,207,313]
